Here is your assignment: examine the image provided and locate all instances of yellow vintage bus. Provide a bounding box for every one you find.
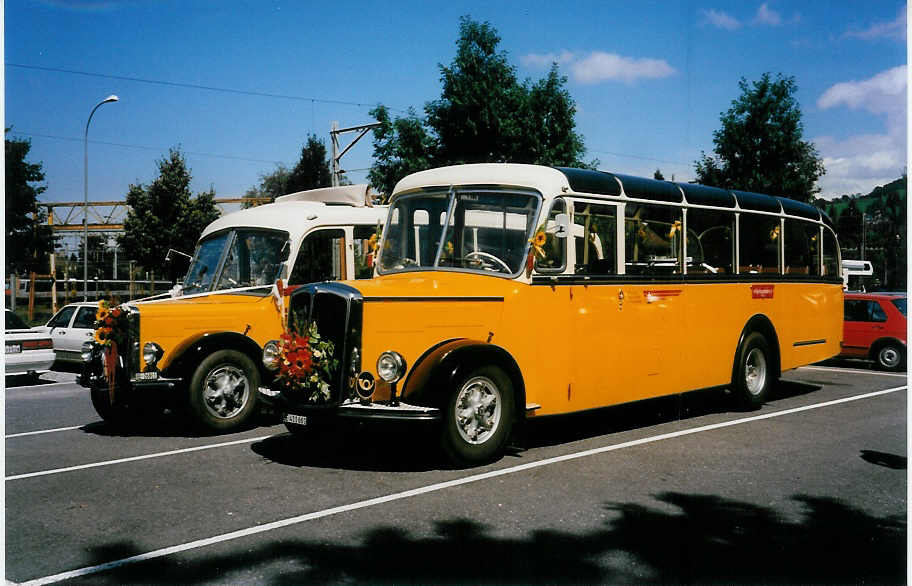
[260,164,843,465]
[80,185,386,432]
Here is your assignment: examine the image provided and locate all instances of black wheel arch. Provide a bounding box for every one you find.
[401,338,526,419]
[732,314,781,382]
[162,331,268,382]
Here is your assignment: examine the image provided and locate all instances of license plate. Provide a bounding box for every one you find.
[283,413,307,426]
[5,345,21,354]
[134,371,159,381]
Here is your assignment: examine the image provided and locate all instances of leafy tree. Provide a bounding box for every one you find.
[244,164,291,208]
[654,169,665,181]
[119,148,220,281]
[287,134,332,194]
[695,73,824,202]
[5,131,55,275]
[369,16,590,197]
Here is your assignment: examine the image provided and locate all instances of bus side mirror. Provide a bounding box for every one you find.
[554,213,570,238]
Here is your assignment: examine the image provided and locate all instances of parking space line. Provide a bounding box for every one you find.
[17,384,906,586]
[6,426,83,439]
[799,366,908,377]
[6,435,274,481]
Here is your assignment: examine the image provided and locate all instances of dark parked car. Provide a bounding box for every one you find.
[840,293,906,371]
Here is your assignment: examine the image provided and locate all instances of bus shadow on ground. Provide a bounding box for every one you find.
[80,411,282,439]
[52,490,905,585]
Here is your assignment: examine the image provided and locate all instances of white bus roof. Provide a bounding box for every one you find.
[275,183,375,206]
[201,190,386,241]
[392,164,571,198]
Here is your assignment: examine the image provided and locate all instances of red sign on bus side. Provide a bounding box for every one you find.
[751,284,775,299]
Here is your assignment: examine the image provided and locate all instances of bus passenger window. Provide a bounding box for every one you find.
[353,224,380,279]
[573,201,616,275]
[686,209,733,275]
[290,229,346,284]
[822,228,840,277]
[624,203,682,275]
[739,215,780,274]
[535,199,567,272]
[784,219,820,276]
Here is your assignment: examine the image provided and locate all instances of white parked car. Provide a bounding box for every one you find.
[5,310,55,379]
[36,302,98,364]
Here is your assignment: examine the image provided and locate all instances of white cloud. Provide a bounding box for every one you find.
[843,6,906,41]
[814,66,907,197]
[701,9,741,30]
[520,51,675,84]
[754,3,782,25]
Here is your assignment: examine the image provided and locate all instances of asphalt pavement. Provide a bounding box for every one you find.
[4,364,907,585]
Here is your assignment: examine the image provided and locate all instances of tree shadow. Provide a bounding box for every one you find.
[51,491,905,585]
[860,449,907,470]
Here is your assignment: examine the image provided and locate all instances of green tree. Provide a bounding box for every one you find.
[369,16,589,197]
[119,148,220,281]
[653,169,665,181]
[287,134,332,194]
[695,73,824,202]
[243,164,291,208]
[5,131,55,275]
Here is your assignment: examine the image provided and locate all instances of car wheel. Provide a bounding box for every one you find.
[441,365,514,467]
[187,350,259,433]
[875,343,905,372]
[733,332,775,410]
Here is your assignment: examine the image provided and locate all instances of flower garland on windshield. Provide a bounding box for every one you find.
[525,224,548,276]
[275,321,338,403]
[93,299,131,403]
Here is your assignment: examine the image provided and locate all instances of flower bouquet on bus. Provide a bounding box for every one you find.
[273,321,338,404]
[92,299,132,401]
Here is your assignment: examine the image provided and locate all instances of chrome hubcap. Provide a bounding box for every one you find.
[744,348,767,396]
[454,375,502,445]
[879,347,900,368]
[203,365,249,419]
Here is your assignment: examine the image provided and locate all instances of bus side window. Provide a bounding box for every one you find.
[822,228,840,277]
[289,229,346,285]
[784,219,820,276]
[572,201,616,275]
[353,225,379,279]
[739,214,780,274]
[624,203,682,275]
[686,208,733,275]
[535,198,567,272]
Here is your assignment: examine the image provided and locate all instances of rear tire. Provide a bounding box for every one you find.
[874,343,905,372]
[441,365,514,467]
[733,332,775,410]
[187,350,259,433]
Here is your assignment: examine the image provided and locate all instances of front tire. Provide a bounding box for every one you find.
[874,343,905,372]
[733,332,774,410]
[441,365,514,466]
[187,350,259,433]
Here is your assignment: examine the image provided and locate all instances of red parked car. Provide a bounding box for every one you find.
[840,293,907,371]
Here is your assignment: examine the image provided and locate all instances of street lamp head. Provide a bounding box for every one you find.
[103,94,119,103]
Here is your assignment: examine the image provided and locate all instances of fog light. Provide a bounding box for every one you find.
[262,340,281,371]
[143,342,163,367]
[376,351,406,383]
[81,341,94,363]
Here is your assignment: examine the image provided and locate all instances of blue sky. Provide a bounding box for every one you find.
[5,0,907,215]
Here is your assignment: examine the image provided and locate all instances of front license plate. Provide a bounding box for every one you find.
[133,371,159,381]
[283,413,307,426]
[5,345,21,354]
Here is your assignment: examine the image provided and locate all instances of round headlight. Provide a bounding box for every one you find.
[263,340,281,371]
[80,341,94,363]
[376,351,406,383]
[143,342,163,367]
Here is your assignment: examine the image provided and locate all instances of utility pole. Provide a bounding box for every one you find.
[330,120,381,187]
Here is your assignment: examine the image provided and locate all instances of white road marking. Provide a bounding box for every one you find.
[17,384,906,586]
[6,426,83,439]
[6,435,273,481]
[799,365,908,378]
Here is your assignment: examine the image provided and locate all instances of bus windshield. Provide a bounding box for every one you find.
[379,189,540,276]
[183,229,289,294]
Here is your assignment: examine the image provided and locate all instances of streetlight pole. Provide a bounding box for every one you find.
[84,94,119,301]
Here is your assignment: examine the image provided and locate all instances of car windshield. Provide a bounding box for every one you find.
[378,189,541,276]
[183,229,289,294]
[891,298,906,316]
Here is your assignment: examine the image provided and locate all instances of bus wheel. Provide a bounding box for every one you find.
[188,350,259,433]
[874,343,904,372]
[441,365,514,467]
[733,332,773,410]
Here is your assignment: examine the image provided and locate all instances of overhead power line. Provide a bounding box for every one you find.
[6,63,406,113]
[9,130,284,165]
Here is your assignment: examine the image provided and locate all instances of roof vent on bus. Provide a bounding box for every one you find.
[275,184,375,207]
